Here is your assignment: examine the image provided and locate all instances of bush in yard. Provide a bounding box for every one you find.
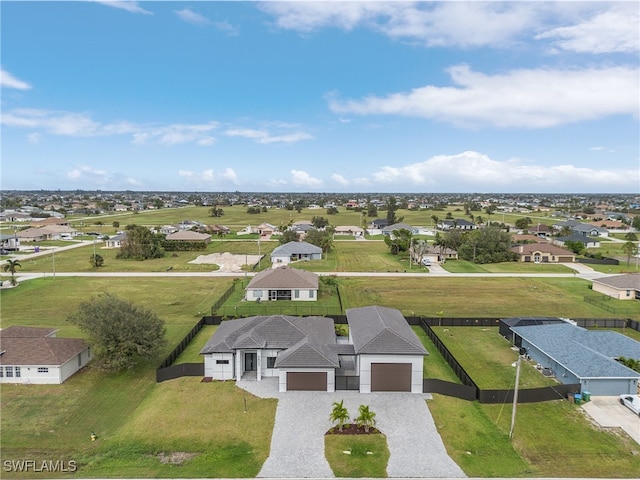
[68,293,166,372]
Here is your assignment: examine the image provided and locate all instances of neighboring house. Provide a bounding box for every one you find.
[368,219,389,229]
[499,316,569,343]
[175,220,206,231]
[381,223,414,236]
[207,225,231,236]
[113,204,129,211]
[245,266,319,302]
[553,235,600,249]
[333,225,365,237]
[105,231,127,248]
[511,244,576,263]
[16,225,79,242]
[256,223,278,237]
[592,274,640,301]
[438,219,477,230]
[526,224,553,237]
[165,230,212,244]
[270,241,322,265]
[29,218,70,227]
[571,223,609,238]
[423,245,458,263]
[510,323,640,396]
[0,326,92,384]
[511,234,547,244]
[200,305,427,393]
[0,234,20,251]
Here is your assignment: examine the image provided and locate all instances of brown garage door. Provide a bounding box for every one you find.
[371,363,411,392]
[286,372,327,391]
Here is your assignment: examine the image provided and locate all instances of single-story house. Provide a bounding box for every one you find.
[105,231,127,248]
[270,241,322,265]
[0,234,20,251]
[165,230,212,244]
[526,224,553,237]
[511,244,575,263]
[591,274,640,301]
[571,223,609,238]
[381,223,415,237]
[510,323,640,396]
[15,225,79,242]
[438,219,477,230]
[256,223,278,236]
[553,235,600,248]
[422,245,459,263]
[0,326,92,384]
[29,218,71,227]
[333,225,365,237]
[207,225,231,236]
[368,219,389,229]
[245,266,319,302]
[200,305,427,393]
[499,316,569,343]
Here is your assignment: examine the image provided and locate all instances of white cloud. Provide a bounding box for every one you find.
[329,65,639,128]
[1,69,31,90]
[536,5,640,54]
[213,20,240,37]
[2,108,219,146]
[356,151,639,191]
[27,133,41,144]
[93,1,152,15]
[175,8,211,26]
[331,173,349,187]
[224,127,313,144]
[178,168,238,186]
[290,170,323,187]
[67,165,109,181]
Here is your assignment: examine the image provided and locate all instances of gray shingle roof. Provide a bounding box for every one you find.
[592,273,640,290]
[247,266,318,289]
[271,241,322,256]
[511,323,640,379]
[275,337,339,368]
[0,327,87,366]
[346,306,428,355]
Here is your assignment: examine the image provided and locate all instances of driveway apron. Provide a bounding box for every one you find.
[241,379,466,478]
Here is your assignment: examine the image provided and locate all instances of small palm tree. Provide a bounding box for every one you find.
[329,399,350,432]
[355,404,376,433]
[3,259,21,286]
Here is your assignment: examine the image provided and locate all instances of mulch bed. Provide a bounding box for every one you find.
[325,424,381,435]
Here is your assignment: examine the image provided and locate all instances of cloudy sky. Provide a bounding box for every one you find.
[2,1,639,193]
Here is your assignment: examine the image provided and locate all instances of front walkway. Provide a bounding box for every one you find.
[239,378,466,478]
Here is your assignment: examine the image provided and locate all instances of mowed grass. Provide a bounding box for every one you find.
[443,259,573,274]
[324,434,389,477]
[337,276,640,320]
[431,327,558,389]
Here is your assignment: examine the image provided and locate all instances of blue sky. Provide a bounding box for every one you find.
[1,1,639,193]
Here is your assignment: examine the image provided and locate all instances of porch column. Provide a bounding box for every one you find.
[235,351,243,381]
[256,350,262,381]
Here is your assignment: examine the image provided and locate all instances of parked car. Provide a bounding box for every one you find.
[619,394,640,416]
[421,258,432,266]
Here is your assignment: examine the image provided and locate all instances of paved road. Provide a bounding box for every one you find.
[240,378,466,479]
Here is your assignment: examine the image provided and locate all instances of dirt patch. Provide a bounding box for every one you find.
[188,252,264,272]
[326,424,382,435]
[157,452,197,465]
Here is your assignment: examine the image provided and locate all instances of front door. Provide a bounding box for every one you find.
[244,352,257,371]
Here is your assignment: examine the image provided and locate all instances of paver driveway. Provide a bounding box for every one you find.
[239,378,466,478]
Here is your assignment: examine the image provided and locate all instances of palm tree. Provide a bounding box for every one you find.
[355,404,376,433]
[329,399,350,432]
[3,259,21,286]
[431,215,439,228]
[621,241,638,266]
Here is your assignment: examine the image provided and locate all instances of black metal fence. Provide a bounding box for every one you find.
[216,304,343,318]
[423,379,476,400]
[157,363,204,383]
[478,384,580,404]
[583,296,636,315]
[211,282,239,315]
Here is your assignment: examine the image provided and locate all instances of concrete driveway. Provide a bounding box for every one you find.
[239,378,466,478]
[581,396,640,444]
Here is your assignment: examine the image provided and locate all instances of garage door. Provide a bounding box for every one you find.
[286,372,327,391]
[371,363,411,392]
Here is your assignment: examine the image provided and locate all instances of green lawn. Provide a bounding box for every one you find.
[324,434,389,477]
[442,259,573,274]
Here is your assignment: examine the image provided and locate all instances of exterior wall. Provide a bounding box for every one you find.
[521,341,581,385]
[59,347,92,383]
[358,354,424,394]
[259,349,281,378]
[0,365,61,384]
[580,378,639,396]
[278,367,335,393]
[246,288,318,302]
[271,254,291,266]
[204,352,235,380]
[592,282,635,301]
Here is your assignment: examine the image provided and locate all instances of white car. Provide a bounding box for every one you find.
[421,258,432,266]
[619,394,640,416]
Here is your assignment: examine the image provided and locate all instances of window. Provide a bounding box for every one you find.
[216,360,229,365]
[626,290,631,297]
[253,290,262,298]
[267,357,276,368]
[5,366,13,377]
[294,289,300,299]
[0,368,3,377]
[15,367,20,378]
[38,367,49,373]
[309,289,315,299]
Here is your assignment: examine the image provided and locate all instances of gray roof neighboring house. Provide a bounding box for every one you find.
[271,241,322,256]
[247,266,318,290]
[592,273,640,291]
[555,235,599,245]
[346,306,428,355]
[165,230,211,241]
[510,323,640,379]
[382,223,413,234]
[571,224,608,236]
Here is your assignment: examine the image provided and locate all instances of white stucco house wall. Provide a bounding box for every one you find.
[0,326,92,384]
[245,266,319,302]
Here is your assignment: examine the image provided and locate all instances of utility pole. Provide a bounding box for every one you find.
[509,355,521,439]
